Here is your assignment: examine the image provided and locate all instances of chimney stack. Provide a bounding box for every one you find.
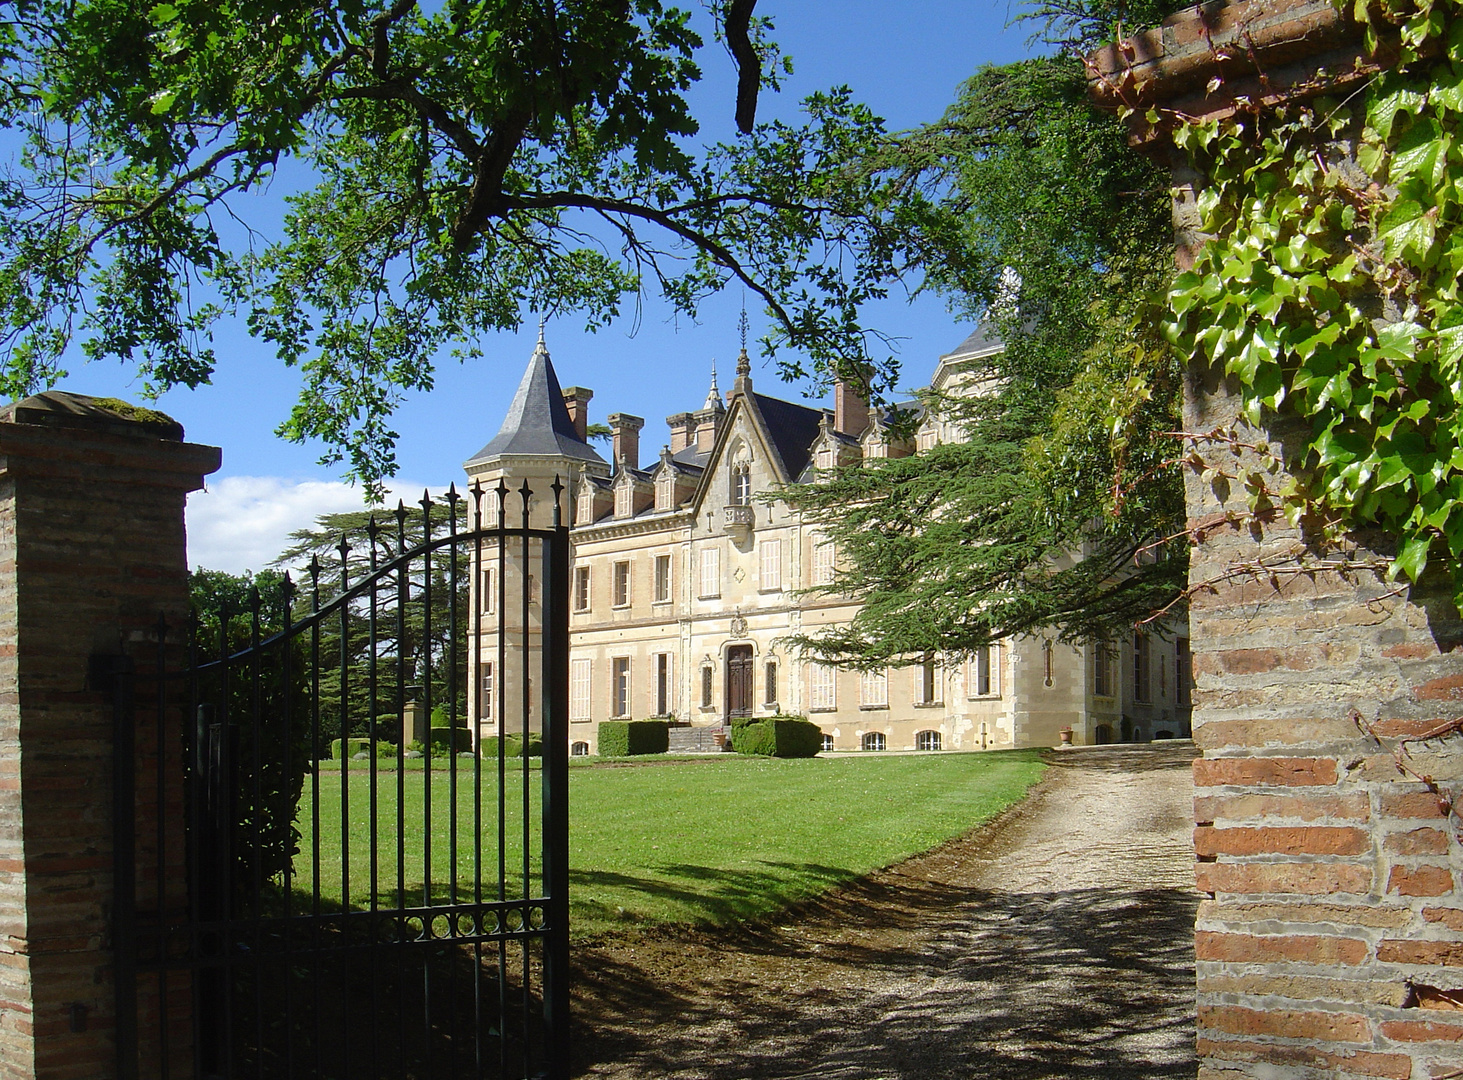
[834,378,870,439]
[562,386,593,442]
[667,412,696,454]
[608,413,644,471]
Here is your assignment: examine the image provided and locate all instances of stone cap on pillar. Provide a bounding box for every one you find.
[1,390,185,441]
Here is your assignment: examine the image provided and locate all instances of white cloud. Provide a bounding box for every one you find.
[186,476,440,575]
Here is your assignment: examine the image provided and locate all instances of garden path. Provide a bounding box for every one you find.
[570,741,1199,1079]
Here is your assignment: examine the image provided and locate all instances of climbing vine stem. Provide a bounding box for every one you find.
[1163,0,1463,597]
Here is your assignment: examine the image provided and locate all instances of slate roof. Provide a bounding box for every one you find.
[750,392,825,481]
[465,338,606,467]
[671,444,711,468]
[942,321,1004,360]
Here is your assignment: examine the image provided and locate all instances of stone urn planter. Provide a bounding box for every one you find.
[1058,727,1074,748]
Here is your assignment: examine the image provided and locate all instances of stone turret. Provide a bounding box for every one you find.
[463,330,609,743]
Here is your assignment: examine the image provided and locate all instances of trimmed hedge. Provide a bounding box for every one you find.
[429,727,473,754]
[479,734,544,758]
[331,737,372,759]
[733,717,823,758]
[598,720,669,756]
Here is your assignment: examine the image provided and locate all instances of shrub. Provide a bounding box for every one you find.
[597,720,669,756]
[479,734,544,758]
[425,727,473,756]
[331,737,372,760]
[733,717,822,758]
[375,741,398,759]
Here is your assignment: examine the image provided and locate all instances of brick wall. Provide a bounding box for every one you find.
[0,394,218,1079]
[1187,372,1463,1079]
[1091,3,1463,1077]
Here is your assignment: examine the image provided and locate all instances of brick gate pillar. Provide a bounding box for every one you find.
[0,392,219,1079]
[1091,3,1463,1077]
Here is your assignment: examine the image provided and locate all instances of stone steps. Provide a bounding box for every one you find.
[666,724,731,754]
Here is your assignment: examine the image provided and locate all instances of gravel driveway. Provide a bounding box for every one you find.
[572,741,1200,1079]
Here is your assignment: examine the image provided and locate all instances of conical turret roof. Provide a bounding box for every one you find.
[465,333,606,467]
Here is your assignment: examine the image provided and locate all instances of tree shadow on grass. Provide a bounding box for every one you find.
[570,885,1199,1080]
[570,860,859,929]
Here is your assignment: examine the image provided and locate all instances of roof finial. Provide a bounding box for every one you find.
[536,315,548,352]
[704,359,722,410]
[736,305,751,379]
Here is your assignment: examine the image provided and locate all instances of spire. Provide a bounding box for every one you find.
[703,360,724,411]
[464,332,606,467]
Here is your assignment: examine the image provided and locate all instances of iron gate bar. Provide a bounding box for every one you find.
[115,477,571,1080]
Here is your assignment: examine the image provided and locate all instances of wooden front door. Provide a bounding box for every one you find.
[725,645,754,719]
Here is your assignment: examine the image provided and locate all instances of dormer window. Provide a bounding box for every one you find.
[731,464,751,505]
[655,474,674,511]
[816,446,833,469]
[577,487,594,524]
[615,483,632,518]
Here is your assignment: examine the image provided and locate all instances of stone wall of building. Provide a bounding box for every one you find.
[0,394,218,1079]
[1094,2,1463,1076]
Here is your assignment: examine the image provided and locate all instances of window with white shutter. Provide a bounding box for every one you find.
[570,658,592,722]
[759,538,782,591]
[699,546,721,598]
[809,664,837,711]
[860,668,888,708]
[812,535,835,586]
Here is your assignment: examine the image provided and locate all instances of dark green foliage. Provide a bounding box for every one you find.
[782,53,1186,659]
[189,567,310,899]
[597,720,670,757]
[276,504,469,745]
[428,727,474,755]
[732,717,822,758]
[478,734,544,759]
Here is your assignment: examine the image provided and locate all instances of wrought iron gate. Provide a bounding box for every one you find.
[114,479,572,1080]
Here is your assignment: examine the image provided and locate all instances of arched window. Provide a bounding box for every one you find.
[862,732,886,752]
[915,730,941,751]
[570,741,590,757]
[731,463,751,505]
[821,733,834,752]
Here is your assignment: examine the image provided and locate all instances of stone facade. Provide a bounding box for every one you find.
[1095,3,1463,1076]
[0,393,218,1079]
[466,331,1192,756]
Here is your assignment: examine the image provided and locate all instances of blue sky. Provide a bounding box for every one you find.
[51,2,1037,572]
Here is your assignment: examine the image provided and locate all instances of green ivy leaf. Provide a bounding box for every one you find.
[1394,532,1432,582]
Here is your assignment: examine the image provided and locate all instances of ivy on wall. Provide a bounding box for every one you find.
[1163,0,1463,593]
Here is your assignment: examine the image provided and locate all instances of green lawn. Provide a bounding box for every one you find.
[295,750,1045,939]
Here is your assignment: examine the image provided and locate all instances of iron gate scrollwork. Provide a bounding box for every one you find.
[115,478,572,1080]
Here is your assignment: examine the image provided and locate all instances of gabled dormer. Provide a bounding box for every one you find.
[576,474,613,525]
[809,413,861,471]
[652,446,700,512]
[860,407,914,462]
[611,469,654,519]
